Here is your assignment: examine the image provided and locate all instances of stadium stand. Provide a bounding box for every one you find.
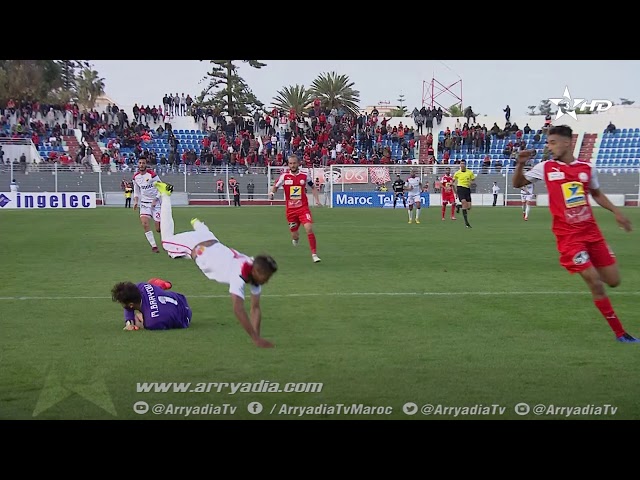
[3,98,640,206]
[594,128,640,171]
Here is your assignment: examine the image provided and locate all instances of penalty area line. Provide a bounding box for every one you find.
[0,291,639,301]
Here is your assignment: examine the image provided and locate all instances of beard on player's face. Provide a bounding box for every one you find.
[289,163,299,172]
[552,145,568,159]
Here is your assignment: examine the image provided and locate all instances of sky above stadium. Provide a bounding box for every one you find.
[90,60,640,116]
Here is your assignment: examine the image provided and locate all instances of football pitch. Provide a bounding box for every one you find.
[1,205,639,420]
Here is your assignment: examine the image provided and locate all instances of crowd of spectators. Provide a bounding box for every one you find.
[435,116,554,172]
[131,100,424,174]
[1,100,77,167]
[2,95,562,175]
[2,94,425,173]
[162,93,194,117]
[102,98,422,175]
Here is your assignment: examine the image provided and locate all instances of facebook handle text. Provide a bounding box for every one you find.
[247,402,394,416]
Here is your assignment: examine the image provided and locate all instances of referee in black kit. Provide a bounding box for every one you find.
[392,174,406,209]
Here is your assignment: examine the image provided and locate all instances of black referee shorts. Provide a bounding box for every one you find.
[457,186,472,202]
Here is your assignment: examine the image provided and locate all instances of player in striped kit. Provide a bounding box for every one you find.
[132,158,162,253]
[521,183,535,221]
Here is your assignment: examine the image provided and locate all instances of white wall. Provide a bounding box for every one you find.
[0,144,35,164]
[103,191,189,206]
[380,106,640,137]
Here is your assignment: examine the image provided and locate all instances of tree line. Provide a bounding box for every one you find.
[10,60,629,121]
[197,60,361,117]
[0,60,105,110]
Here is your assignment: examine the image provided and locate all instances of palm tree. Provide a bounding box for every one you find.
[76,68,105,110]
[447,104,463,117]
[272,85,313,114]
[309,72,360,115]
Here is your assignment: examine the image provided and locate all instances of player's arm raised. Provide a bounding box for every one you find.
[231,294,274,348]
[512,149,537,188]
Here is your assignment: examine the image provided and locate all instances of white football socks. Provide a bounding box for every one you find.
[145,230,157,248]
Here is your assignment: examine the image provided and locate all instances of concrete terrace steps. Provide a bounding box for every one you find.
[578,132,599,163]
[86,139,104,158]
[62,135,80,159]
[417,135,430,162]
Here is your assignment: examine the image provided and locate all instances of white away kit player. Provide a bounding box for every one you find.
[154,181,278,348]
[521,183,535,220]
[132,158,162,253]
[405,170,423,224]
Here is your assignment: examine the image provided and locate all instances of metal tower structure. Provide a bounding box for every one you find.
[422,75,463,111]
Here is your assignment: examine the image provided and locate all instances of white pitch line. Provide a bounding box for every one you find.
[0,291,639,301]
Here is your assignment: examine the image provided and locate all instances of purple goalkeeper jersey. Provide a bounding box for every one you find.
[123,283,192,330]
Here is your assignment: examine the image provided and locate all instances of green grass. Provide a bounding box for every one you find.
[1,205,639,420]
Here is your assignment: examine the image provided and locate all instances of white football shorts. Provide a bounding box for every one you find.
[407,194,422,207]
[140,201,161,222]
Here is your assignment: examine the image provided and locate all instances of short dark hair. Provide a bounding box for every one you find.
[253,255,278,275]
[111,282,142,304]
[548,125,572,139]
[460,159,466,164]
